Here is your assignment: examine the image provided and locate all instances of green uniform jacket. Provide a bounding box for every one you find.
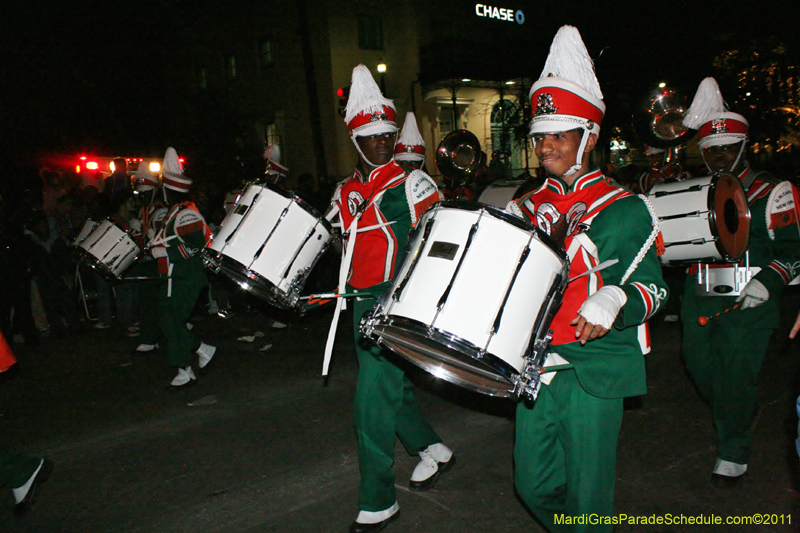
[513,169,669,399]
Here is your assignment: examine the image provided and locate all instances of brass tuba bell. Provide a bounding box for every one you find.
[633,86,693,149]
[435,130,482,189]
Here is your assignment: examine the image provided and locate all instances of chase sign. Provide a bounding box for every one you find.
[475,4,525,24]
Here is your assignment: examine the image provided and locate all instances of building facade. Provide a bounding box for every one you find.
[164,0,543,192]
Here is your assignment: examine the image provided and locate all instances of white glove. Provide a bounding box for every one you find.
[150,246,168,259]
[736,278,769,309]
[577,285,628,330]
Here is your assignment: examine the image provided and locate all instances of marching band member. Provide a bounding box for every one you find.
[680,77,800,484]
[150,148,216,389]
[130,163,168,353]
[326,64,453,533]
[506,26,668,531]
[393,111,426,171]
[263,143,289,185]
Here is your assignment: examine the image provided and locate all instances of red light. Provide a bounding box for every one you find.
[80,156,87,161]
[75,165,81,174]
[337,87,345,97]
[86,161,99,170]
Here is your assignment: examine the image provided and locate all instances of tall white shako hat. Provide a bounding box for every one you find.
[133,162,160,192]
[529,25,605,176]
[683,77,749,172]
[394,111,425,163]
[263,144,289,181]
[161,147,192,193]
[344,64,398,166]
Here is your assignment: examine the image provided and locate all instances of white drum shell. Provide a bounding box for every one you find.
[648,176,721,264]
[370,204,566,396]
[71,219,99,247]
[77,220,140,278]
[205,184,332,307]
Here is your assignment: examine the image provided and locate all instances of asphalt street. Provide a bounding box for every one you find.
[1,280,800,532]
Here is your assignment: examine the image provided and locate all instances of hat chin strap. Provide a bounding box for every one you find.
[563,128,594,177]
[702,139,748,174]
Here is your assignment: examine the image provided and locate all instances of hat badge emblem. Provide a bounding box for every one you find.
[535,93,558,116]
[710,118,729,134]
[369,111,388,123]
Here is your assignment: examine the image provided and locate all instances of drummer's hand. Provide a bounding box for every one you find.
[790,309,800,339]
[571,315,610,345]
[571,286,628,345]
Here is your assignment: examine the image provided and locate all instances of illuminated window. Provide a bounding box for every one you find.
[225,54,237,80]
[357,14,383,50]
[258,39,274,69]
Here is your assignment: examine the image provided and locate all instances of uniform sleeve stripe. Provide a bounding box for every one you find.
[631,281,656,321]
[767,262,792,283]
[176,220,205,236]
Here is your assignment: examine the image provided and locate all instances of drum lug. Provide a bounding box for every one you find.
[513,332,553,402]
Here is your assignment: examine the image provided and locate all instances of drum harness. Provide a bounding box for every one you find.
[147,204,205,297]
[322,182,402,377]
[524,193,662,400]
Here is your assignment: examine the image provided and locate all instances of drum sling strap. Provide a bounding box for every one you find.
[322,183,401,377]
[539,193,662,385]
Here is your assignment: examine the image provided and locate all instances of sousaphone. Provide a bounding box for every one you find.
[435,130,482,189]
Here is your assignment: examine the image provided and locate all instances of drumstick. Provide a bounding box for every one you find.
[299,292,361,300]
[697,304,740,326]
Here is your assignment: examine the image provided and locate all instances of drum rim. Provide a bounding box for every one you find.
[707,172,751,263]
[436,199,567,261]
[366,314,520,398]
[201,249,297,310]
[240,182,333,233]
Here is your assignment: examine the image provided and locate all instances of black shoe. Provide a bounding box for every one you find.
[409,454,456,491]
[712,472,745,488]
[14,459,53,517]
[348,511,399,533]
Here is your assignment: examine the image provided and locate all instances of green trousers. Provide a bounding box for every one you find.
[515,369,623,533]
[0,451,40,489]
[351,295,441,512]
[157,277,205,368]
[681,308,771,464]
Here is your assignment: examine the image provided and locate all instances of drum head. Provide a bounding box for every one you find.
[709,173,750,262]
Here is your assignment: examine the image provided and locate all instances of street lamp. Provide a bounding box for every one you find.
[377,61,387,94]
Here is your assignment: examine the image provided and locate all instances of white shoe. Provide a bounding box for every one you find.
[271,320,287,329]
[135,343,159,353]
[410,443,454,490]
[713,458,747,477]
[196,342,217,369]
[170,366,196,387]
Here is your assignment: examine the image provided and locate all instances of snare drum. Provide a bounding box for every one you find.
[203,183,333,309]
[76,220,141,280]
[477,179,535,209]
[360,201,569,399]
[647,173,750,265]
[71,219,99,247]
